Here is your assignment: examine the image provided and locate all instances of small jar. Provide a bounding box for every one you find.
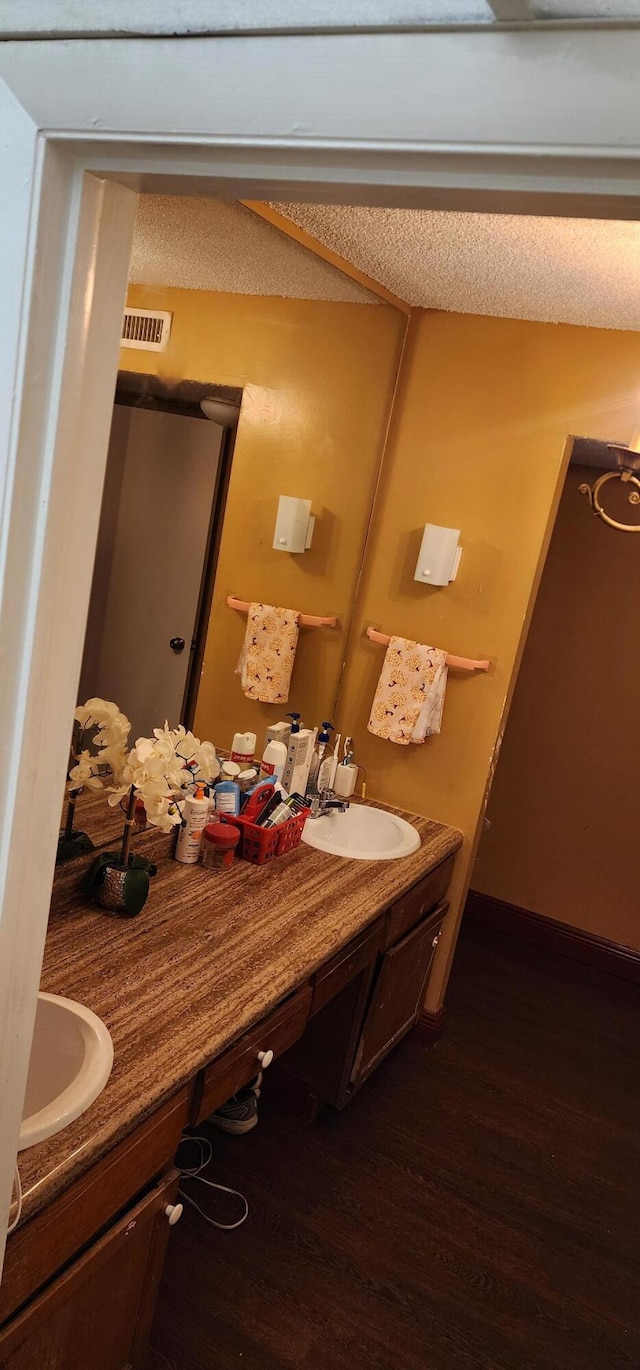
[238,767,258,793]
[201,822,240,872]
[220,760,241,782]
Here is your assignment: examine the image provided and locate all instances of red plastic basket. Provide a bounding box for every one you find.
[219,806,310,866]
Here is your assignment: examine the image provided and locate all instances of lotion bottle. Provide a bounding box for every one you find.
[307,722,334,794]
[175,784,209,864]
[259,737,288,784]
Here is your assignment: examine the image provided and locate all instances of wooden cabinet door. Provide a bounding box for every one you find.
[0,1170,179,1370]
[350,902,448,1092]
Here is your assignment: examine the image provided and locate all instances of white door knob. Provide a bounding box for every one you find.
[164,1203,183,1226]
[257,1049,274,1068]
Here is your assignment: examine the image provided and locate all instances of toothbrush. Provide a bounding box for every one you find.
[329,733,341,789]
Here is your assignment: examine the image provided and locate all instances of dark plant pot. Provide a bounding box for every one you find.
[86,852,157,917]
[56,829,94,865]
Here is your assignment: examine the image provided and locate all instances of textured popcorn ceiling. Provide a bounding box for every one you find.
[129,196,378,305]
[271,204,640,330]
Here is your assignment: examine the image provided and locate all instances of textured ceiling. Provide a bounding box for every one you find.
[271,203,640,330]
[129,196,377,305]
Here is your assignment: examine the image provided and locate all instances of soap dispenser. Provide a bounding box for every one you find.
[307,721,335,795]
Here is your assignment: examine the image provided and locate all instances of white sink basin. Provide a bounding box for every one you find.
[19,993,114,1151]
[302,803,421,861]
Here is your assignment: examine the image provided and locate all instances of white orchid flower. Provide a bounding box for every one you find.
[95,739,128,774]
[133,737,155,764]
[74,697,130,732]
[190,741,219,784]
[107,781,135,807]
[68,751,103,793]
[94,714,130,749]
[104,720,216,831]
[144,794,182,834]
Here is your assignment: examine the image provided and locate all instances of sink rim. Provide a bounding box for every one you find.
[19,991,114,1152]
[302,803,421,861]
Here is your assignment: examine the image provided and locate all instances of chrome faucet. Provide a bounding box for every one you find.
[308,787,350,819]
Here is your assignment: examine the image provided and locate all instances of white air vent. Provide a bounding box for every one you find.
[121,308,172,352]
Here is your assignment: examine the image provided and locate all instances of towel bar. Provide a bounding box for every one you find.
[227,596,337,630]
[365,625,490,672]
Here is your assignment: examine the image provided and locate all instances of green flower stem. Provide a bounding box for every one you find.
[64,722,86,840]
[120,785,137,868]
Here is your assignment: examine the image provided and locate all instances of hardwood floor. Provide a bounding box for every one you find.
[145,922,640,1370]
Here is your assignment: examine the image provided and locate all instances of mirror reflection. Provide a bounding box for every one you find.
[60,196,406,858]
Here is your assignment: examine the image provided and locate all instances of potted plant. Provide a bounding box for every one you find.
[86,723,220,916]
[57,697,132,864]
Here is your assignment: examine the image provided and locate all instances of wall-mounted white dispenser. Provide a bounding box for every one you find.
[273,495,315,553]
[414,524,462,586]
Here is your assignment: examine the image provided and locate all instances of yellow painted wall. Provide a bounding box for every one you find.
[122,285,405,749]
[121,292,640,1006]
[473,461,640,951]
[334,311,640,1010]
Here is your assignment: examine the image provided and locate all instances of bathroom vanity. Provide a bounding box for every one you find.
[0,803,461,1369]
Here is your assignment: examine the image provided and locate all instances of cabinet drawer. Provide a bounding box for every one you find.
[191,985,312,1126]
[0,1087,190,1329]
[311,917,385,1016]
[385,855,454,948]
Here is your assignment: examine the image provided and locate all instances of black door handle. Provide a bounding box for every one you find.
[169,637,186,654]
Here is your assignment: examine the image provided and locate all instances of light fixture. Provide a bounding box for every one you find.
[273,496,315,554]
[199,397,240,428]
[414,524,462,586]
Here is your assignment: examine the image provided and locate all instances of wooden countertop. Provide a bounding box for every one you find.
[17,799,462,1225]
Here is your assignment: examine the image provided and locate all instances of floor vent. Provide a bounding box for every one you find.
[121,308,172,351]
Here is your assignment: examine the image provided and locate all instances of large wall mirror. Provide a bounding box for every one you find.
[61,196,407,856]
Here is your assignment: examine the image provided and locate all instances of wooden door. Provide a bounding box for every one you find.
[0,1171,179,1370]
[350,902,448,1092]
[78,404,223,740]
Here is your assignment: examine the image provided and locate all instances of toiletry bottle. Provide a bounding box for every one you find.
[264,720,291,750]
[318,731,340,792]
[213,779,241,816]
[230,731,256,766]
[259,736,288,784]
[307,722,335,794]
[283,726,316,796]
[175,783,209,864]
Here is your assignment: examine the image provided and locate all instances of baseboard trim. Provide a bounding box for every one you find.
[411,1006,447,1048]
[465,891,640,984]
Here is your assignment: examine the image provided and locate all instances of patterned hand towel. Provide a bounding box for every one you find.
[368,636,448,745]
[237,603,300,704]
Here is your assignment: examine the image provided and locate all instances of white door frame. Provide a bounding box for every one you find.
[2,28,640,1261]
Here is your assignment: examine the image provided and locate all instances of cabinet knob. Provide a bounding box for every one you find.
[164,1202,184,1226]
[257,1048,274,1068]
[432,933,442,948]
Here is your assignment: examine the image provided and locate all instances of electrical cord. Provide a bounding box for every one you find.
[176,1134,249,1231]
[7,1162,22,1235]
